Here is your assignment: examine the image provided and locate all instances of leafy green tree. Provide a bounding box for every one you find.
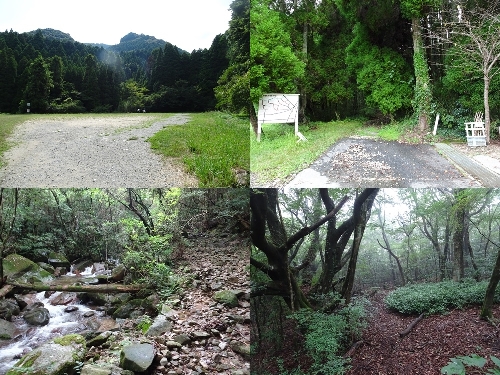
[215,0,250,117]
[20,54,52,113]
[346,23,413,116]
[249,0,305,134]
[49,55,64,100]
[0,40,17,113]
[82,54,99,111]
[400,0,441,132]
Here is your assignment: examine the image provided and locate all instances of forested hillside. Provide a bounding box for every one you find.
[0,0,249,115]
[251,0,500,138]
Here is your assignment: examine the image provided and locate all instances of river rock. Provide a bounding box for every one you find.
[23,306,50,326]
[120,343,155,372]
[213,290,239,307]
[0,299,20,321]
[7,334,86,375]
[64,306,79,313]
[74,259,94,272]
[37,262,55,274]
[113,299,144,319]
[47,251,70,270]
[230,340,250,357]
[3,254,53,283]
[50,292,78,305]
[111,264,126,282]
[0,318,16,339]
[146,314,172,337]
[81,363,133,375]
[173,334,191,345]
[86,331,112,347]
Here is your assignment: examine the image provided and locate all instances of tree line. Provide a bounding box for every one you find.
[0,188,249,286]
[0,0,250,114]
[250,0,500,140]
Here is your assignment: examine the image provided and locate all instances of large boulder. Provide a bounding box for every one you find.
[3,254,53,284]
[213,290,239,307]
[119,343,154,372]
[47,252,70,270]
[111,264,126,282]
[0,299,20,321]
[6,334,86,375]
[23,306,50,326]
[0,318,16,339]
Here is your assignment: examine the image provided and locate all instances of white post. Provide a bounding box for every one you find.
[433,113,440,136]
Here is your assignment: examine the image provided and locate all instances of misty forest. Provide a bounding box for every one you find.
[0,188,250,374]
[251,188,500,374]
[0,0,249,115]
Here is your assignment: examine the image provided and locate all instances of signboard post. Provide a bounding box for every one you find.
[257,94,305,142]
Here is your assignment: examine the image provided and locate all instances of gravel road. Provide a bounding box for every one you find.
[285,137,480,188]
[0,114,198,187]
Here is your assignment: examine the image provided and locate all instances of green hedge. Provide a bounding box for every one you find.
[385,280,500,315]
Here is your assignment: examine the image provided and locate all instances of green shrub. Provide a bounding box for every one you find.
[385,280,500,315]
[291,299,370,375]
[441,354,500,375]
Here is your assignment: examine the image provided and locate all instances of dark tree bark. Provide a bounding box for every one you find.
[314,189,379,295]
[377,208,406,286]
[250,188,349,310]
[481,247,500,320]
[341,189,378,303]
[250,103,258,136]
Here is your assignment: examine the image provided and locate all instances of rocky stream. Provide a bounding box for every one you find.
[0,234,250,375]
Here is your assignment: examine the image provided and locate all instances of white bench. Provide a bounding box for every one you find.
[465,112,486,147]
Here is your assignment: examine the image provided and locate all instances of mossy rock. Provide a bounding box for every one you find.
[47,252,70,270]
[213,290,239,307]
[3,254,53,284]
[7,334,86,375]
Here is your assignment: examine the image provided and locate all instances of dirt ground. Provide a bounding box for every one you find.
[347,291,500,375]
[0,114,198,187]
[285,137,480,188]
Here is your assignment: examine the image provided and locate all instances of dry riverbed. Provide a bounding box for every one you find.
[0,114,198,187]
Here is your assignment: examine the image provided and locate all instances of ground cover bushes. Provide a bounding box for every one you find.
[251,295,370,375]
[385,280,500,315]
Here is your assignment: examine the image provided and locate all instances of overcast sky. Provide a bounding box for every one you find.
[0,0,233,52]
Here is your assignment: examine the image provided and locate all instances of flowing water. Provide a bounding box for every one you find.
[0,267,107,374]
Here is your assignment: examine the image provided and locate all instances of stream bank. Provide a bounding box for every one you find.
[1,233,250,375]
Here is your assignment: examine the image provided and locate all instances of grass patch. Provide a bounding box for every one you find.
[251,120,364,184]
[149,112,249,187]
[0,114,31,167]
[385,279,500,315]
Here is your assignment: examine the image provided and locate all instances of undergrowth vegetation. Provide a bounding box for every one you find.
[385,280,500,315]
[251,296,370,375]
[149,112,249,187]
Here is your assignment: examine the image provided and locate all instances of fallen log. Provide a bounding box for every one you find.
[7,282,147,294]
[399,313,425,338]
[343,340,364,358]
[0,284,14,298]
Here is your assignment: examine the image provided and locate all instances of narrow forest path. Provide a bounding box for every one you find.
[347,291,500,374]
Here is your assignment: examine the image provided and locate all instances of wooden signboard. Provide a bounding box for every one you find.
[257,94,305,141]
